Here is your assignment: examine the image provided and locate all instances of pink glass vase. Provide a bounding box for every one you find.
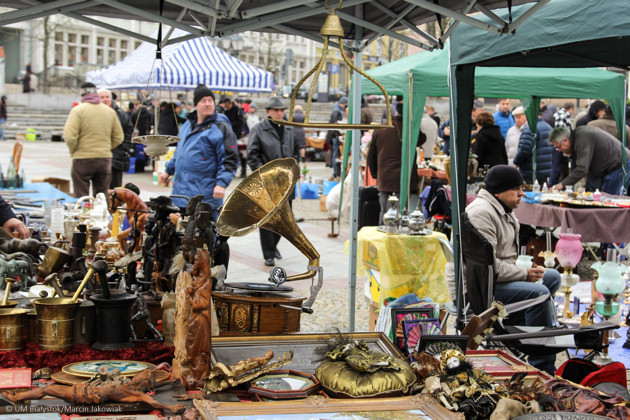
[555,233,583,268]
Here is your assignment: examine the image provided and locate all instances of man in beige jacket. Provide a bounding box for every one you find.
[63,82,124,197]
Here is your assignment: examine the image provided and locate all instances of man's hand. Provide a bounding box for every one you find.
[158,172,170,185]
[213,185,226,199]
[526,266,545,283]
[551,183,563,191]
[2,218,29,239]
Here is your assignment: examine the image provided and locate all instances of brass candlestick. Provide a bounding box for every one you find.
[560,267,580,319]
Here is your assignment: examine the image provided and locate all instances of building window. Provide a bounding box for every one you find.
[55,32,63,42]
[81,35,89,44]
[80,47,88,63]
[97,36,104,47]
[108,49,116,65]
[54,44,63,66]
[121,40,128,51]
[67,45,76,67]
[96,48,104,65]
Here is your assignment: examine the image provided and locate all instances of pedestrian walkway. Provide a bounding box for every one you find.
[2,139,370,332]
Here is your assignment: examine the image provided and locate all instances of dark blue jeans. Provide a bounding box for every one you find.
[586,159,630,195]
[494,268,561,374]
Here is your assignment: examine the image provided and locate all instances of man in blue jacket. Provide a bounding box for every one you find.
[513,115,554,185]
[493,98,515,140]
[158,85,238,220]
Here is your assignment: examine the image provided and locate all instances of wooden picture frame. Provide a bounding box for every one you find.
[389,306,434,350]
[402,317,441,356]
[211,332,404,375]
[195,394,463,419]
[416,334,469,355]
[466,350,543,379]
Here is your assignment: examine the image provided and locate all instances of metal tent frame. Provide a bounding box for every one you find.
[0,0,548,332]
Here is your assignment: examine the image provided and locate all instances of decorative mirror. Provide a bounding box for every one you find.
[248,370,320,400]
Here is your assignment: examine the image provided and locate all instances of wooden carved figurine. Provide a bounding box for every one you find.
[173,238,195,379]
[108,187,149,253]
[182,248,213,390]
[147,196,180,292]
[2,370,183,413]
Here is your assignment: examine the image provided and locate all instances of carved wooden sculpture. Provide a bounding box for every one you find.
[3,370,183,413]
[182,248,213,390]
[108,188,149,253]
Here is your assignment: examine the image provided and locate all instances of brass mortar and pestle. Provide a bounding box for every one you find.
[0,287,29,351]
[1,278,18,308]
[0,278,29,351]
[32,260,106,351]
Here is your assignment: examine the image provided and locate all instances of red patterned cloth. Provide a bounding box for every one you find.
[0,342,174,372]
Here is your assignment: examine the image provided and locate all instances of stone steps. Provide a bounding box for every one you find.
[1,102,389,140]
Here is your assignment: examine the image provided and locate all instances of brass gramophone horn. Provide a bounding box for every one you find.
[216,158,320,282]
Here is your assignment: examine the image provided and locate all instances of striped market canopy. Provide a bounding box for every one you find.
[86,31,273,92]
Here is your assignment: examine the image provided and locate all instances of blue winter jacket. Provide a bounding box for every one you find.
[165,111,237,211]
[493,110,515,139]
[513,119,554,184]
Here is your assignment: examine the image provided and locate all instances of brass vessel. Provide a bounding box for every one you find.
[32,297,81,351]
[36,246,71,278]
[0,308,29,350]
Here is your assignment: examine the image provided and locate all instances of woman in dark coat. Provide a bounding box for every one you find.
[472,111,507,171]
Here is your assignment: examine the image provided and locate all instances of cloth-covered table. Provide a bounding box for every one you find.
[353,226,450,309]
[4,182,76,208]
[514,200,630,243]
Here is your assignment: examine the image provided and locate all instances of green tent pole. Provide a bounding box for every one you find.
[449,64,475,331]
[521,97,540,185]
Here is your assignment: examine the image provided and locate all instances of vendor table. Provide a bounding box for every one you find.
[514,200,630,243]
[355,226,450,309]
[2,182,76,212]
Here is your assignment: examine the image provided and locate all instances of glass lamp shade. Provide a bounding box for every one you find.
[593,261,625,296]
[554,233,583,268]
[515,255,533,268]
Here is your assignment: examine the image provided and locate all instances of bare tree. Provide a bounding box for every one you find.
[32,16,67,93]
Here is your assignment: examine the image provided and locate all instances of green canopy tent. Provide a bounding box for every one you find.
[343,45,624,211]
[449,0,630,327]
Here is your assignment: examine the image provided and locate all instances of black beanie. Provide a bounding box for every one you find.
[194,84,214,106]
[484,165,524,195]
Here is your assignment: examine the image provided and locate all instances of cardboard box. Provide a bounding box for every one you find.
[31,177,71,194]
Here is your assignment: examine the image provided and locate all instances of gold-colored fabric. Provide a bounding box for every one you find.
[347,227,450,308]
[316,341,416,398]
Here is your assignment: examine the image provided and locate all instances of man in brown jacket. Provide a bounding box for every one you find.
[367,102,423,224]
[63,82,124,197]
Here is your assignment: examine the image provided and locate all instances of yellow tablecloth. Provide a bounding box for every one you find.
[346,226,450,308]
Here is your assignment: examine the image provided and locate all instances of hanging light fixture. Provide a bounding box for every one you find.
[273,0,393,130]
[132,0,180,157]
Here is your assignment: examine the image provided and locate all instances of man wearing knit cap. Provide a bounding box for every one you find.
[461,165,560,374]
[158,84,237,220]
[247,96,299,266]
[63,82,124,197]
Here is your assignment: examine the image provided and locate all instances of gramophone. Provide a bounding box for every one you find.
[215,158,323,325]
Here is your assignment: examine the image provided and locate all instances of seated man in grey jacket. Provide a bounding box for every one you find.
[449,165,561,375]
